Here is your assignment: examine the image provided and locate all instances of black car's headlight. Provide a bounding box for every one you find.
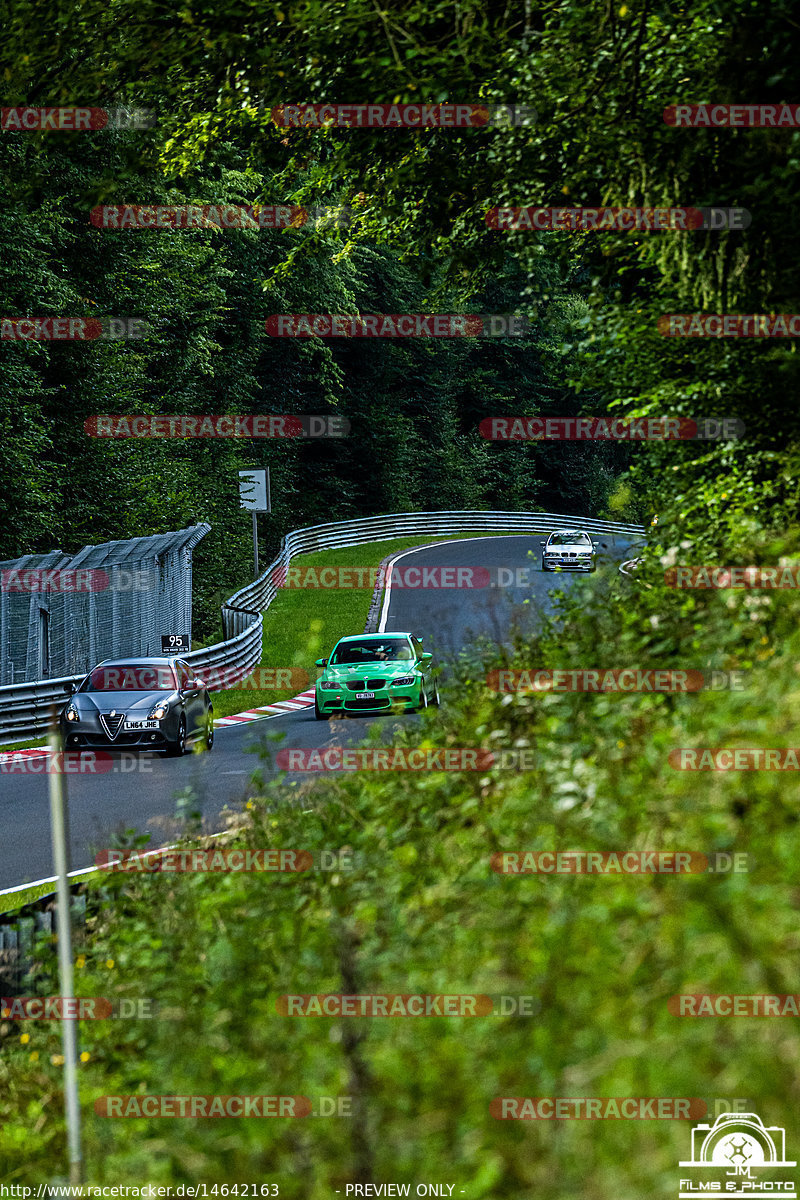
[148,700,171,720]
[319,681,340,691]
[65,704,79,722]
[390,676,416,687]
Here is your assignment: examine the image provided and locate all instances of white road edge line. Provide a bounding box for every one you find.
[0,839,185,901]
[0,865,99,899]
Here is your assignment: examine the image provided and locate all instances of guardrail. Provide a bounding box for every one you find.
[222,509,645,638]
[0,509,644,746]
[618,555,655,589]
[0,619,264,747]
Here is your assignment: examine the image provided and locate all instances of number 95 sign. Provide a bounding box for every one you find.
[161,635,189,654]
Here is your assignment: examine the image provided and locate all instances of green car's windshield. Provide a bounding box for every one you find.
[331,638,414,665]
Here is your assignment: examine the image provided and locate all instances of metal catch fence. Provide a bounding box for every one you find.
[0,525,209,686]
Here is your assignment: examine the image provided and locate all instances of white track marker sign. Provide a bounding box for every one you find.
[238,468,270,579]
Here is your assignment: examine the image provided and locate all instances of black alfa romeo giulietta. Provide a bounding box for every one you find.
[60,657,214,757]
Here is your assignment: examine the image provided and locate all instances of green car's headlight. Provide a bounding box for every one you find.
[389,676,416,687]
[319,681,340,691]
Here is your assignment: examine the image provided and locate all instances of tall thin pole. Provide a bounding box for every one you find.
[252,511,259,580]
[48,711,83,1184]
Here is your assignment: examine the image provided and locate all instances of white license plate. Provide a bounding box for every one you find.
[124,719,158,730]
[355,692,375,699]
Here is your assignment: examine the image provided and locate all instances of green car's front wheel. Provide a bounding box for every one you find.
[314,698,329,721]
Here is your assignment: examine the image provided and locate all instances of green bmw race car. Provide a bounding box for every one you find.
[314,632,439,719]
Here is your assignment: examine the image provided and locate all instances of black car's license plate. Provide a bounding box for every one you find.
[355,692,375,699]
[124,719,159,730]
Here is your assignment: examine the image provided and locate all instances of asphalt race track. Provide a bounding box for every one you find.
[0,533,635,889]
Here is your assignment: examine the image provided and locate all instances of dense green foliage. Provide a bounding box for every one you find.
[0,136,621,640]
[4,517,800,1186]
[1,0,800,1189]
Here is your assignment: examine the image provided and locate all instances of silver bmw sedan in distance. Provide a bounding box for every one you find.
[541,529,597,572]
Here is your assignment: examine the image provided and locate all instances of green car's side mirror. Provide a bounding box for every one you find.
[418,652,433,666]
[315,658,328,667]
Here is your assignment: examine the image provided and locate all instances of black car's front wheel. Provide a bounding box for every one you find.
[166,716,187,757]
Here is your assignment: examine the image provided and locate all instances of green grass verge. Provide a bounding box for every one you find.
[0,735,49,753]
[0,879,57,913]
